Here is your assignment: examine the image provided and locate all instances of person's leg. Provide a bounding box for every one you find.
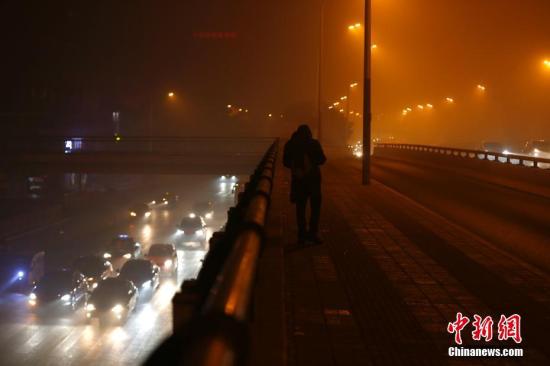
[308,186,322,243]
[295,196,308,243]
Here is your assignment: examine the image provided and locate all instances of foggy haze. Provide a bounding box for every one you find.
[1,0,548,149]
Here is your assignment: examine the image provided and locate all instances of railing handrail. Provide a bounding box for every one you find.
[146,138,279,366]
[375,143,550,168]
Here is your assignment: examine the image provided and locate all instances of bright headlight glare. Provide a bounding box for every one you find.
[130,212,137,217]
[87,277,94,282]
[61,294,71,302]
[29,293,37,300]
[189,213,196,218]
[142,280,151,289]
[103,253,112,259]
[176,229,184,235]
[92,282,98,289]
[17,271,25,279]
[164,259,173,268]
[231,175,237,180]
[205,212,213,219]
[144,212,151,218]
[123,253,132,259]
[86,304,96,311]
[195,230,204,236]
[112,304,124,314]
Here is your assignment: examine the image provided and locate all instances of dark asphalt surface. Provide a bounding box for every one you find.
[369,156,550,271]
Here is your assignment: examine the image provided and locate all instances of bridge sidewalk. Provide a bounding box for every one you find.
[251,154,550,365]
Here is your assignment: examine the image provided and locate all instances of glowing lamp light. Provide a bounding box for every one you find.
[426,103,434,109]
[17,271,25,280]
[543,59,550,68]
[477,84,486,91]
[446,97,455,103]
[371,44,378,50]
[168,92,175,98]
[417,105,425,110]
[112,304,125,313]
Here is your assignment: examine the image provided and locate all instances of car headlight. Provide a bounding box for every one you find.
[103,253,112,259]
[176,229,184,235]
[151,200,156,205]
[205,212,213,219]
[142,280,151,289]
[29,293,37,300]
[87,277,95,282]
[17,270,25,280]
[164,259,173,269]
[123,253,132,259]
[61,294,71,302]
[144,212,151,218]
[92,282,98,289]
[195,230,204,236]
[231,175,237,180]
[111,304,124,314]
[130,212,137,217]
[86,303,96,312]
[189,213,196,218]
[220,175,226,180]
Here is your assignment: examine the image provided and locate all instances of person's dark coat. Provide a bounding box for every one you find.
[283,125,326,202]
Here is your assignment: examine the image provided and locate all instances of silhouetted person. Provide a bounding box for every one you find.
[283,124,326,244]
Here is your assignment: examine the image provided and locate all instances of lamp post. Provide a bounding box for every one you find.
[317,0,326,142]
[148,91,176,151]
[362,0,372,185]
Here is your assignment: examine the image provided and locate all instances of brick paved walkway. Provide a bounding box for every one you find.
[251,154,550,366]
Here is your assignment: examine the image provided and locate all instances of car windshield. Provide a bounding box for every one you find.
[148,245,173,256]
[108,238,133,253]
[131,204,148,212]
[73,257,104,276]
[37,272,73,291]
[92,279,129,299]
[180,217,202,229]
[120,261,151,277]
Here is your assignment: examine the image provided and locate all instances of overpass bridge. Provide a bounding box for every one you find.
[0,136,275,175]
[146,141,549,365]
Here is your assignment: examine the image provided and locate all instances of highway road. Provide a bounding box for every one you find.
[367,156,550,271]
[0,174,238,366]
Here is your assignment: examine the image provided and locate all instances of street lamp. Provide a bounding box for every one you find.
[168,92,175,98]
[477,84,487,92]
[543,59,550,69]
[445,97,455,104]
[348,23,362,31]
[362,0,372,185]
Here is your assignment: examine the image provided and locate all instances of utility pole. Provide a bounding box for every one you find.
[362,0,372,185]
[317,0,325,142]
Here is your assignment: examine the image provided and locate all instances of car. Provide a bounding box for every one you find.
[219,175,238,182]
[118,259,160,292]
[176,215,207,245]
[160,191,179,206]
[28,269,89,312]
[72,255,116,291]
[103,235,141,271]
[192,201,214,220]
[146,243,178,274]
[523,140,550,159]
[0,251,45,293]
[86,277,138,325]
[129,203,151,220]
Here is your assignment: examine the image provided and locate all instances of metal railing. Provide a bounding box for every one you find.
[375,143,550,169]
[146,139,279,365]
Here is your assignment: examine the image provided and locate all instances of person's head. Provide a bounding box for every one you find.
[295,124,312,141]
